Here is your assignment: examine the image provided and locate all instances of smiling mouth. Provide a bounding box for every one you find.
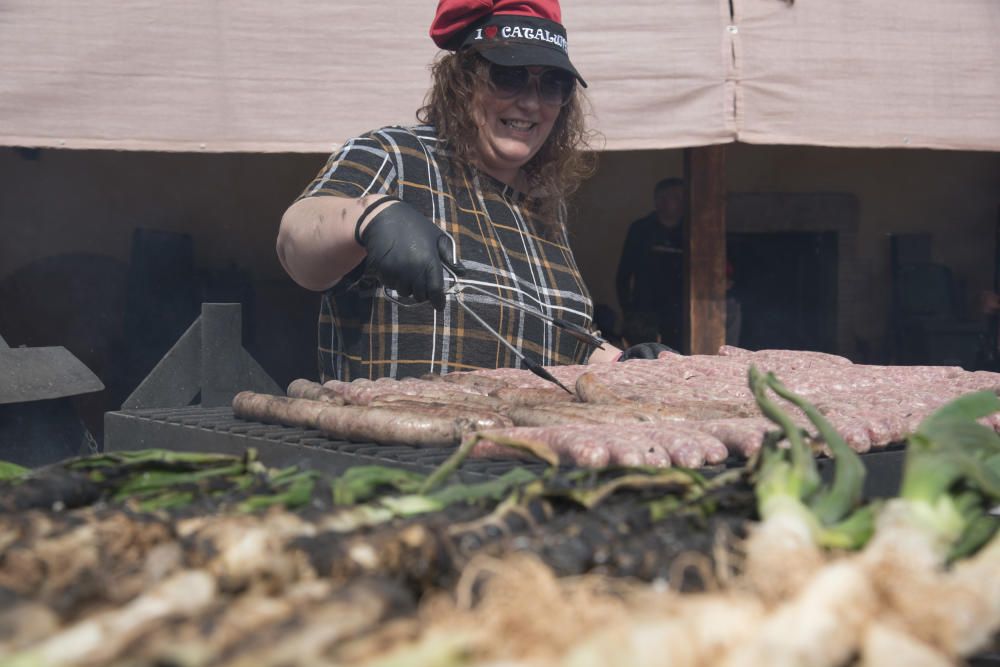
[502,119,536,131]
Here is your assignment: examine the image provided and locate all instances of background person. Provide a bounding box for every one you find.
[615,177,686,351]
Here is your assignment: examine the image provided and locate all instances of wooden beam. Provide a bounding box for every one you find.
[683,145,727,355]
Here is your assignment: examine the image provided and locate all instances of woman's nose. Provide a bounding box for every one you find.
[515,80,542,108]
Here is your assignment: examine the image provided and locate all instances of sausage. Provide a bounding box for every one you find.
[488,386,578,406]
[233,391,329,429]
[440,372,516,393]
[471,421,731,469]
[689,418,773,457]
[638,424,729,467]
[508,402,712,427]
[575,372,621,404]
[471,426,612,468]
[327,378,492,406]
[233,391,467,447]
[369,392,507,411]
[314,406,465,447]
[286,379,345,405]
[510,404,627,426]
[366,399,513,430]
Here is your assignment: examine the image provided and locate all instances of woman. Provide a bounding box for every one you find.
[277,0,664,382]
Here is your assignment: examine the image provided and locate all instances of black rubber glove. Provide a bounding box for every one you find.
[620,342,677,360]
[359,200,465,310]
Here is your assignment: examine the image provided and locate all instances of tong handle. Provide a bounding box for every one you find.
[552,317,605,346]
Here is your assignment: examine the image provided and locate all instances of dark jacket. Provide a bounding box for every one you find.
[615,212,685,346]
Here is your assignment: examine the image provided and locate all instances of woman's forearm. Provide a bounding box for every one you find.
[276,194,393,292]
[587,343,623,364]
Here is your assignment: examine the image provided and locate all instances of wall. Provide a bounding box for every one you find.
[0,143,997,402]
[0,147,330,435]
[571,146,1000,359]
[0,148,322,278]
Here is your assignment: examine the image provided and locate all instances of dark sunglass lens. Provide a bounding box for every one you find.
[489,65,529,97]
[539,70,575,105]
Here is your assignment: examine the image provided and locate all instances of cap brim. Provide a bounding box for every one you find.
[476,44,587,88]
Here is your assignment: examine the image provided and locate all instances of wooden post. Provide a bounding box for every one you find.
[683,145,727,355]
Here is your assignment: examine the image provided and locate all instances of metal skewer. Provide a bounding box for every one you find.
[453,296,575,395]
[453,281,605,348]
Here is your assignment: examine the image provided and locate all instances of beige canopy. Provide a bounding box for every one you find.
[1,0,997,153]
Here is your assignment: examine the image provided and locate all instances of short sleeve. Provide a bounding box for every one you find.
[297,130,399,201]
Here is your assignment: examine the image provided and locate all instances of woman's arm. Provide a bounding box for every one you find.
[587,342,623,364]
[276,194,395,292]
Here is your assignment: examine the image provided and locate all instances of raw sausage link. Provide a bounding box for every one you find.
[234,391,465,447]
[366,399,513,431]
[489,386,578,405]
[575,372,621,404]
[286,379,346,405]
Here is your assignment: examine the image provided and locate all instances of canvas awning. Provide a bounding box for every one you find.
[1,0,997,153]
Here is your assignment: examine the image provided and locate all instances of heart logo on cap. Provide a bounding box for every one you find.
[484,25,498,39]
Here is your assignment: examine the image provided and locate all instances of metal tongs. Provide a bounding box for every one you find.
[385,233,606,394]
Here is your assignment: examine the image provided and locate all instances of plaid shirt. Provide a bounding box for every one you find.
[301,125,594,382]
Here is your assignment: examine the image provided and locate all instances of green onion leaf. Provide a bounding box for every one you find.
[0,460,28,481]
[331,466,426,506]
[817,504,877,550]
[949,513,999,560]
[918,391,1000,435]
[766,373,866,524]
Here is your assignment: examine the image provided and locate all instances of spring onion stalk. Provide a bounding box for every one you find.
[567,468,707,510]
[331,466,427,506]
[741,367,873,606]
[111,462,250,502]
[66,448,251,470]
[0,460,28,481]
[419,436,479,494]
[238,470,320,512]
[319,469,538,532]
[463,431,560,470]
[331,466,424,505]
[724,389,1000,666]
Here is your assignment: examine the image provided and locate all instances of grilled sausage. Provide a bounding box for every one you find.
[233,392,468,447]
[574,372,621,404]
[286,379,345,405]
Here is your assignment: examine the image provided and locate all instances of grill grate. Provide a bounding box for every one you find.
[104,406,907,496]
[104,406,553,481]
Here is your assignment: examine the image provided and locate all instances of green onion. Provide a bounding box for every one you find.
[748,366,872,550]
[892,390,1000,559]
[331,466,426,505]
[238,471,319,512]
[0,460,28,481]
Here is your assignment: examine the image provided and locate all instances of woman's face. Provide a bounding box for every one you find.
[473,66,564,186]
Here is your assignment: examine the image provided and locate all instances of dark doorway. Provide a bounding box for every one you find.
[727,231,838,353]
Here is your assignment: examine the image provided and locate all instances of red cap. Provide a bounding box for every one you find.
[429,0,584,86]
[431,0,561,49]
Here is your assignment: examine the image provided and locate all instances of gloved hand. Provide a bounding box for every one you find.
[359,200,465,310]
[620,342,677,360]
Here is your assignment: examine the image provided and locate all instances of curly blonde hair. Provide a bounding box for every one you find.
[417,49,597,217]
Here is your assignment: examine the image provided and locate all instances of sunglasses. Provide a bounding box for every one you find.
[487,63,576,107]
